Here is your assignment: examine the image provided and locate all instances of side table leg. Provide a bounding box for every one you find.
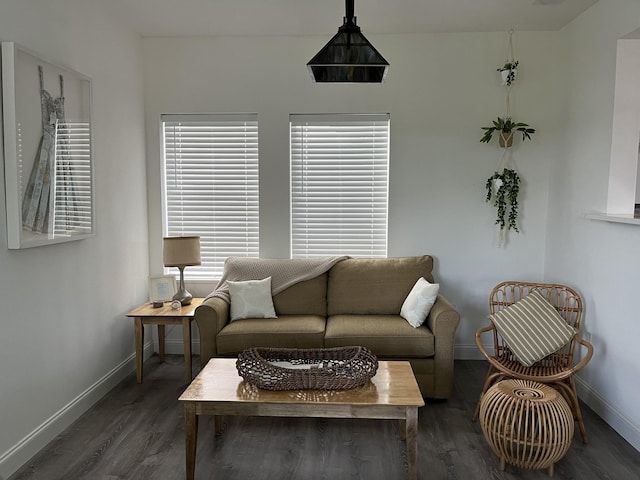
[182,318,192,381]
[134,318,143,383]
[185,403,198,480]
[158,324,165,362]
[406,407,419,480]
[214,415,223,435]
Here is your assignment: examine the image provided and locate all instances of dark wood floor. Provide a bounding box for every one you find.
[9,357,640,480]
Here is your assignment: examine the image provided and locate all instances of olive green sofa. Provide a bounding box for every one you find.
[194,255,460,398]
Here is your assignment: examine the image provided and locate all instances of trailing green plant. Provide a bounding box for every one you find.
[480,116,535,144]
[485,168,520,232]
[497,60,518,86]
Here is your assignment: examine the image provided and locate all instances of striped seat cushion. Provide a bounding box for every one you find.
[488,290,576,367]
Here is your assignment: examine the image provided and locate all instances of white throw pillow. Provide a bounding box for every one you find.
[400,277,440,328]
[228,277,277,321]
[488,290,576,367]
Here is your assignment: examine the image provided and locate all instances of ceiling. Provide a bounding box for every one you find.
[102,0,599,38]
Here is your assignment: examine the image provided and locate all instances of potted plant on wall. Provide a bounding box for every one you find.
[497,60,518,86]
[480,116,535,148]
[485,168,520,233]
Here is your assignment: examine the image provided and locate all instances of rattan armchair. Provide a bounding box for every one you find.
[472,281,594,443]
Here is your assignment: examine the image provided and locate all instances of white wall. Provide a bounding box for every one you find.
[546,0,640,451]
[142,32,563,357]
[0,1,148,477]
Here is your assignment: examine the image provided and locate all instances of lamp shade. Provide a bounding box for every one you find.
[163,236,201,267]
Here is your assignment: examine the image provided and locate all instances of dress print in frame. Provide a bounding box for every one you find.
[2,42,94,249]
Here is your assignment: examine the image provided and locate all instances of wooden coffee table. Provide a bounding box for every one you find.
[179,358,424,480]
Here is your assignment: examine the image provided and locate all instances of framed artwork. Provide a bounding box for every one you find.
[1,42,94,249]
[149,275,177,303]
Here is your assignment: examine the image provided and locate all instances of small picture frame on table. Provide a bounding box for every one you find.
[149,275,176,305]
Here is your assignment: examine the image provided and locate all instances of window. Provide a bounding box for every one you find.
[290,113,390,258]
[162,114,259,279]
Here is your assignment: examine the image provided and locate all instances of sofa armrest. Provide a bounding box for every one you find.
[426,294,460,397]
[194,296,230,366]
[427,294,460,341]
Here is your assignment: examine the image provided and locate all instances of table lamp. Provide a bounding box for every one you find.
[163,236,201,305]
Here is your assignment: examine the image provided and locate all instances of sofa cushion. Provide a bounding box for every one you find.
[216,315,326,355]
[327,256,434,315]
[272,273,327,316]
[324,315,435,358]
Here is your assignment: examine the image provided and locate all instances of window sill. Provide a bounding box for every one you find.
[584,212,640,226]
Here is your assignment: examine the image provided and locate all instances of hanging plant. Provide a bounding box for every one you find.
[485,168,520,232]
[497,60,518,86]
[480,116,535,147]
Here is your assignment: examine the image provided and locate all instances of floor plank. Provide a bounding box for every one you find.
[9,357,640,480]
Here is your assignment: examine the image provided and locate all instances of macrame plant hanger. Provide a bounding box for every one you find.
[500,29,516,167]
[495,29,518,247]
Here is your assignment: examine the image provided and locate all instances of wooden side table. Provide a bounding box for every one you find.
[126,298,204,383]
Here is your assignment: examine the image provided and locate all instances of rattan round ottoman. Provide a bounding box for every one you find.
[479,379,574,476]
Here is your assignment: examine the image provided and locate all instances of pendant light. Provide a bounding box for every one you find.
[307,0,389,83]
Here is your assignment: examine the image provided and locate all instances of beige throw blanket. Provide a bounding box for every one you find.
[206,256,349,303]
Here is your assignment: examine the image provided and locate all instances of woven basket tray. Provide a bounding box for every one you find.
[236,346,378,391]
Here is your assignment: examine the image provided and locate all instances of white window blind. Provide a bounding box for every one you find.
[162,114,259,279]
[290,113,389,258]
[52,121,93,235]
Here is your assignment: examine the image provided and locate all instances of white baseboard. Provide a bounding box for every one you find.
[0,342,153,479]
[153,338,201,355]
[575,376,640,452]
[455,343,485,360]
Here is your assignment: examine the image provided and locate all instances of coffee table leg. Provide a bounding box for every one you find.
[134,318,143,383]
[406,407,418,480]
[185,403,198,480]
